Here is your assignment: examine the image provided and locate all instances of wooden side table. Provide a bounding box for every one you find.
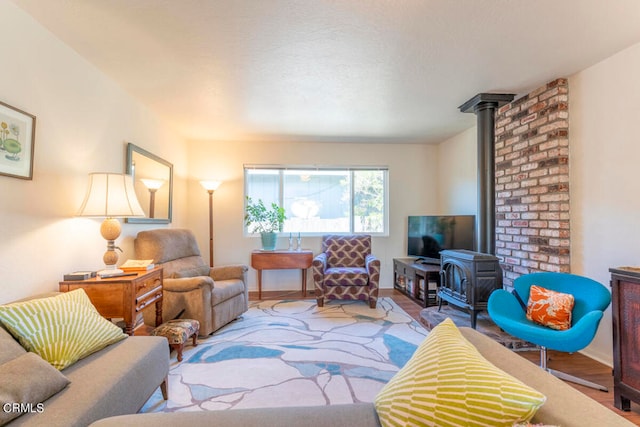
[251,250,313,299]
[59,267,163,336]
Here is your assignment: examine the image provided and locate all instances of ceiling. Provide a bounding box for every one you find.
[10,0,640,144]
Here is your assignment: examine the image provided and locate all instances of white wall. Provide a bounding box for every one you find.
[436,126,478,215]
[568,41,640,365]
[186,139,438,293]
[0,1,189,304]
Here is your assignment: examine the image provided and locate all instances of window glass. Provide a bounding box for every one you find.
[245,166,388,235]
[284,169,350,233]
[353,170,385,233]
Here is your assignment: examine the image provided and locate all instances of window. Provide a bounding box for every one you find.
[245,165,388,235]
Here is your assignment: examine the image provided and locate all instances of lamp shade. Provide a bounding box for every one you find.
[77,173,145,218]
[200,180,222,191]
[140,178,165,190]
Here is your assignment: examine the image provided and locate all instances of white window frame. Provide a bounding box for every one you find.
[244,164,389,236]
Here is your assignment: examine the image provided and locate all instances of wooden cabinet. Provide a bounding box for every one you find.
[59,267,163,335]
[610,267,640,411]
[393,258,440,307]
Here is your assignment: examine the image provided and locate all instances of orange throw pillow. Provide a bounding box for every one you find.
[526,285,575,330]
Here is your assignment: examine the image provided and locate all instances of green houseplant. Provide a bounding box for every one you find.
[244,196,286,250]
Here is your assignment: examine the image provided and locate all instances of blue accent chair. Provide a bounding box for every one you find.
[488,272,611,391]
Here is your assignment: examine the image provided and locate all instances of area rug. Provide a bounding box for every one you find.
[141,297,428,413]
[419,305,538,351]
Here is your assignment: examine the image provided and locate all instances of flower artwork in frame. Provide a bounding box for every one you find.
[0,100,36,180]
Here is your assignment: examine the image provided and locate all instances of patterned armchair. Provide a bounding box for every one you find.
[312,235,380,308]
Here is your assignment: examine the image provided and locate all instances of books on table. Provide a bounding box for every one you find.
[63,271,96,281]
[119,259,155,272]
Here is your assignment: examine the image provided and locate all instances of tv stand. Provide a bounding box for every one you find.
[393,258,441,307]
[415,258,439,266]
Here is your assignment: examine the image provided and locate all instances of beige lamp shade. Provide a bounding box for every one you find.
[77,173,145,275]
[77,173,145,218]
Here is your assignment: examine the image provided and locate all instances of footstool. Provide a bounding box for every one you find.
[151,319,200,362]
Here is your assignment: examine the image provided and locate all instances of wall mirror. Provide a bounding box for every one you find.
[125,142,173,224]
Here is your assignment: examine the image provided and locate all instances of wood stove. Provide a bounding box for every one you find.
[438,249,502,329]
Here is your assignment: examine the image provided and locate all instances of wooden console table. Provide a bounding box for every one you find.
[251,250,313,299]
[59,267,163,336]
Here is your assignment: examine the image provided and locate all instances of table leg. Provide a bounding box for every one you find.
[257,269,263,300]
[124,319,134,336]
[155,299,163,327]
[302,269,307,297]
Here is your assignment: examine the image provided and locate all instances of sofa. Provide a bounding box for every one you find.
[134,228,249,336]
[0,293,169,427]
[89,326,632,427]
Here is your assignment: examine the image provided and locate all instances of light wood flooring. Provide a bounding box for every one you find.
[250,288,640,425]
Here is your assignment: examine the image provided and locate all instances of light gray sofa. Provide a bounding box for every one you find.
[0,295,169,427]
[90,327,632,427]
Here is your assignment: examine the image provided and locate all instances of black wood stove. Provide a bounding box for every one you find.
[438,249,503,329]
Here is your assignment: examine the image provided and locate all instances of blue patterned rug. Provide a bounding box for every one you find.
[142,297,427,412]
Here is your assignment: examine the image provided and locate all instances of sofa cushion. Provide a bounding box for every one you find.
[374,318,546,426]
[0,352,70,426]
[322,235,370,268]
[324,267,370,287]
[173,264,211,279]
[89,403,380,427]
[135,228,202,264]
[0,326,26,365]
[526,285,575,331]
[211,279,246,306]
[0,289,127,370]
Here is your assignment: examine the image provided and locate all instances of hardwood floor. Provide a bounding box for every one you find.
[250,288,640,425]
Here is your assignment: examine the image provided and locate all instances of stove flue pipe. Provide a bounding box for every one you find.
[459,93,514,255]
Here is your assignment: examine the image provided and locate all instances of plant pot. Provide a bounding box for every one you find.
[260,232,278,251]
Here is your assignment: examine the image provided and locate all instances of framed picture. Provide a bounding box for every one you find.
[0,101,36,180]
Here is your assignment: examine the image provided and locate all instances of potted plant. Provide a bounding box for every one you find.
[244,196,286,250]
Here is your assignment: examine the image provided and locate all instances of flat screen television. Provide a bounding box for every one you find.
[407,215,476,262]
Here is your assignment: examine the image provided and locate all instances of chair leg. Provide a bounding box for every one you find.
[539,346,608,392]
[547,368,608,392]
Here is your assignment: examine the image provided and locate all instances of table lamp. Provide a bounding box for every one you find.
[77,173,146,275]
[200,180,222,267]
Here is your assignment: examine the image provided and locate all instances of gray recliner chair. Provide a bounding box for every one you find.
[134,228,248,336]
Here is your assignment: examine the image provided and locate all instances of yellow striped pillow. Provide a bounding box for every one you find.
[0,289,127,370]
[375,318,546,427]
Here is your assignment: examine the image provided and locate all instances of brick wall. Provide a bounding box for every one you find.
[494,78,570,288]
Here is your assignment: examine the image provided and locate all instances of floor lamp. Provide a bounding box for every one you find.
[200,180,222,267]
[140,179,164,218]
